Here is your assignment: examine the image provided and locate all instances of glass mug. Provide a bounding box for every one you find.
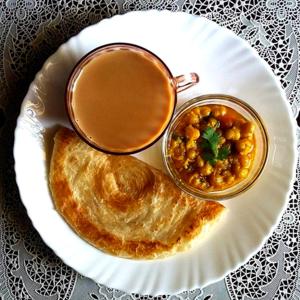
[65,43,199,154]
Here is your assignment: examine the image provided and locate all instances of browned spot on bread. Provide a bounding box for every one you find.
[94,155,155,212]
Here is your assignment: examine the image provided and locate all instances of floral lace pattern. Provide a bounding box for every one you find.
[0,0,299,299]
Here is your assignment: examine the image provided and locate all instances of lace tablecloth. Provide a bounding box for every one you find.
[0,1,299,299]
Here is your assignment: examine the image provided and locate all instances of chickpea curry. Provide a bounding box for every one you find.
[168,105,256,191]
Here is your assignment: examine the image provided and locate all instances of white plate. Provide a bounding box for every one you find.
[13,10,297,295]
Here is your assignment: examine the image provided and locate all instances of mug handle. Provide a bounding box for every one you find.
[174,73,199,93]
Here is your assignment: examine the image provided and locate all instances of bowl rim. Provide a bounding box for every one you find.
[162,93,269,201]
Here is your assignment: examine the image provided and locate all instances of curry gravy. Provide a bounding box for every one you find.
[71,49,175,153]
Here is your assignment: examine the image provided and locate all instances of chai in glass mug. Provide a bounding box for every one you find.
[65,43,199,154]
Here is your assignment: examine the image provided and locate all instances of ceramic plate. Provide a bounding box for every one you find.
[13,10,297,295]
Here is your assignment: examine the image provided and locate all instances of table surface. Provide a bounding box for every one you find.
[0,1,300,299]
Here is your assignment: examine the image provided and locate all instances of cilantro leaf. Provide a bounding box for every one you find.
[202,152,216,166]
[202,127,219,145]
[202,127,220,157]
[211,143,218,157]
[218,145,231,160]
[199,140,210,150]
[200,127,230,165]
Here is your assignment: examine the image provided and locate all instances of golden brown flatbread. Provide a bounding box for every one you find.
[49,127,225,259]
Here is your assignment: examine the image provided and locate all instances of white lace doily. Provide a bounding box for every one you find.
[0,1,299,299]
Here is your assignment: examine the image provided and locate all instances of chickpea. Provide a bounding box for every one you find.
[241,122,255,138]
[232,161,241,175]
[188,173,209,190]
[212,106,227,117]
[210,174,223,186]
[226,175,235,184]
[187,112,199,125]
[221,170,234,183]
[170,138,182,148]
[185,125,200,140]
[235,139,254,155]
[198,182,209,190]
[187,149,197,160]
[172,143,185,159]
[234,119,246,127]
[219,137,226,145]
[172,154,185,162]
[225,126,241,140]
[216,158,229,170]
[188,173,200,185]
[239,155,251,168]
[183,159,190,169]
[239,168,249,178]
[200,162,213,176]
[207,117,219,128]
[197,156,205,168]
[222,170,231,177]
[199,106,211,117]
[186,139,197,150]
[192,107,201,115]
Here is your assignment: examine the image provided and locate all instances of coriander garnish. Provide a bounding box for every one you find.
[201,127,230,165]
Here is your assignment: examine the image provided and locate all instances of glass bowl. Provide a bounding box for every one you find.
[162,94,269,201]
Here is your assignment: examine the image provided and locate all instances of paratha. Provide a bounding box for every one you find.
[49,127,226,259]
